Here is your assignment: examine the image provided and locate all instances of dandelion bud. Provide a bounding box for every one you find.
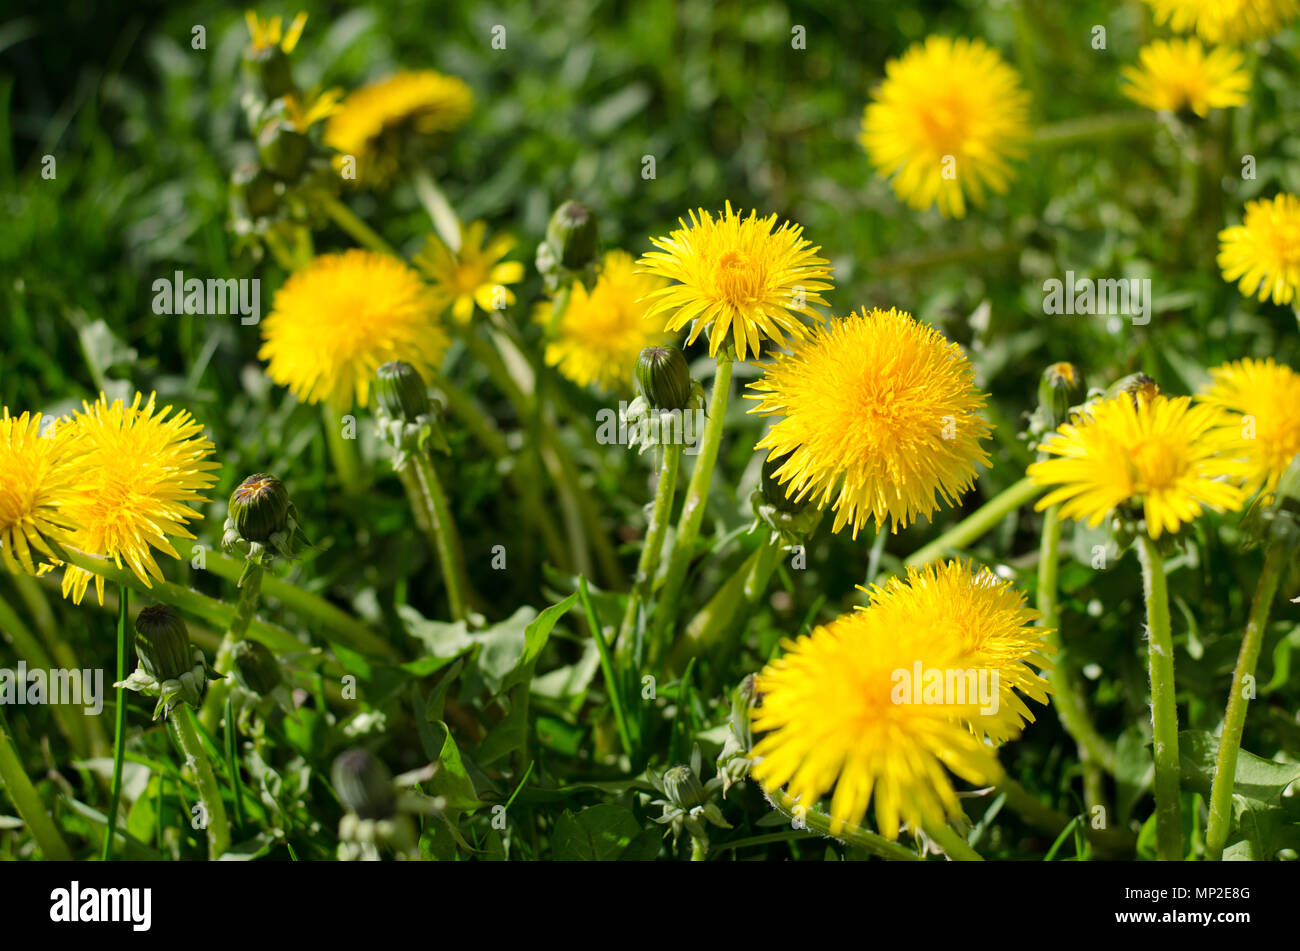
[663,764,707,812]
[229,474,291,544]
[760,454,805,514]
[546,200,598,269]
[244,44,295,101]
[231,163,279,219]
[1037,362,1085,431]
[375,361,432,423]
[636,345,692,412]
[257,119,309,181]
[134,605,194,685]
[232,640,283,696]
[332,749,397,821]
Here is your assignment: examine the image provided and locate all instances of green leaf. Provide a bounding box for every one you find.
[552,804,645,860]
[1179,730,1300,806]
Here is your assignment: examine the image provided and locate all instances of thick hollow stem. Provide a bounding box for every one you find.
[618,443,683,645]
[321,194,400,257]
[172,705,231,859]
[102,586,128,860]
[922,819,984,861]
[651,357,734,658]
[1205,538,1287,860]
[1038,505,1117,775]
[1138,535,1183,861]
[404,452,473,622]
[200,561,266,733]
[905,476,1043,567]
[764,787,921,861]
[322,404,363,495]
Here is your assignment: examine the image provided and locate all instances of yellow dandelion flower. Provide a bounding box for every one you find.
[1121,39,1250,117]
[1028,394,1248,539]
[1200,358,1300,493]
[534,250,670,392]
[859,36,1030,219]
[0,409,88,576]
[636,201,833,361]
[751,603,1003,840]
[1217,194,1300,307]
[325,70,474,187]
[244,10,308,54]
[59,393,220,606]
[862,560,1054,745]
[748,307,992,537]
[414,221,524,326]
[260,250,448,410]
[1142,0,1299,43]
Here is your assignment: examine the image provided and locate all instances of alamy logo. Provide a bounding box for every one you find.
[1042,271,1151,326]
[0,663,103,715]
[596,403,707,454]
[891,661,999,715]
[152,270,261,325]
[50,882,151,931]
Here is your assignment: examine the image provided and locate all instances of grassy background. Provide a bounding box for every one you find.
[2,0,1299,859]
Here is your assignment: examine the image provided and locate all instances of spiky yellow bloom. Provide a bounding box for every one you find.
[862,561,1054,745]
[414,222,524,325]
[859,36,1030,219]
[0,410,88,575]
[1200,358,1300,494]
[325,70,473,186]
[636,202,833,361]
[244,10,308,54]
[1028,394,1248,539]
[748,308,992,537]
[534,251,670,392]
[1121,39,1250,117]
[1218,194,1300,306]
[260,250,448,410]
[751,599,1004,840]
[1142,0,1299,43]
[59,393,220,606]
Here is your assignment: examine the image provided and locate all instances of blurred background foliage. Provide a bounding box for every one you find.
[2,0,1299,858]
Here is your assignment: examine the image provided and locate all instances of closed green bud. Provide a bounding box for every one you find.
[1038,362,1084,430]
[230,474,291,544]
[760,453,805,513]
[244,44,295,101]
[546,200,598,269]
[332,749,397,820]
[231,163,279,219]
[257,119,309,181]
[636,345,692,412]
[375,361,432,422]
[134,605,194,684]
[232,640,283,695]
[663,764,707,812]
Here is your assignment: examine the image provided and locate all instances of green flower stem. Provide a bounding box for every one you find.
[1137,534,1183,862]
[579,576,635,762]
[923,819,984,861]
[322,404,363,495]
[0,707,73,859]
[651,356,734,659]
[690,837,708,861]
[0,589,92,758]
[1206,537,1288,861]
[60,547,395,660]
[401,452,473,622]
[618,443,683,645]
[320,194,400,257]
[102,586,128,861]
[905,476,1043,567]
[171,705,231,859]
[765,787,921,861]
[435,376,569,569]
[199,561,266,733]
[1037,505,1117,776]
[1030,112,1158,150]
[412,167,461,252]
